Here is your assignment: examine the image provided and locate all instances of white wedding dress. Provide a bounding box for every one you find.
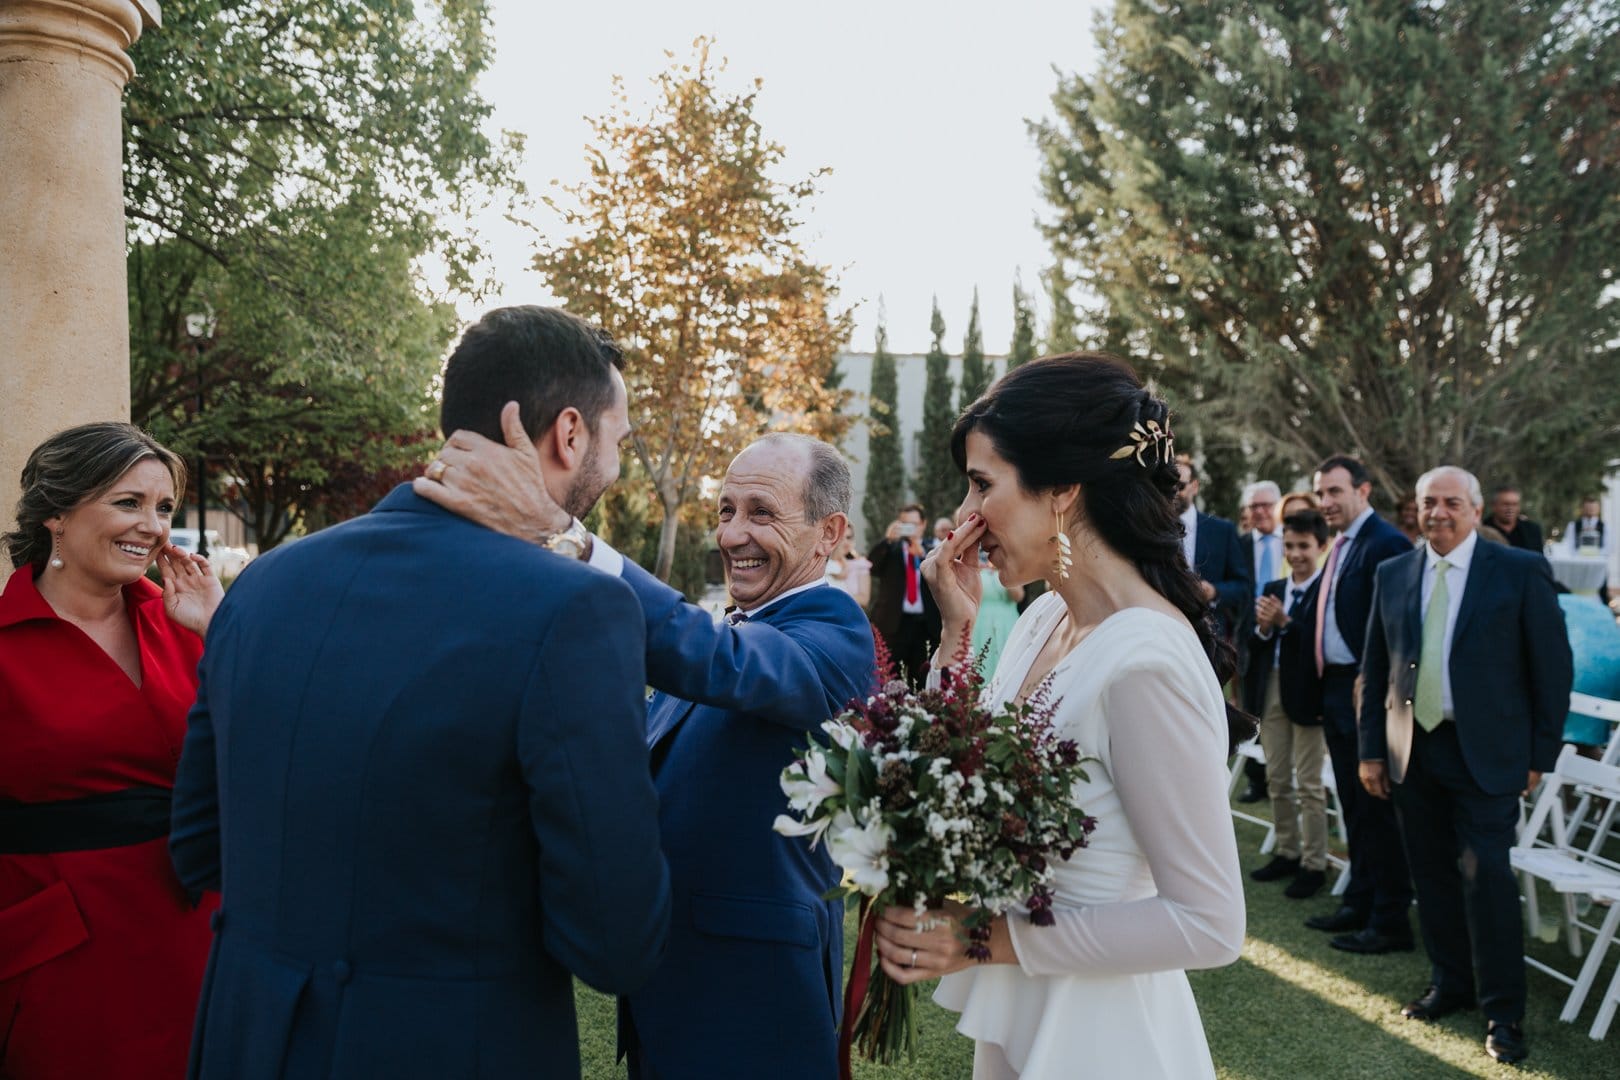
[934,593,1245,1079]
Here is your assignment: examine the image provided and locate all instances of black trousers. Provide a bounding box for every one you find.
[1322,668,1413,934]
[885,612,936,687]
[1393,721,1526,1023]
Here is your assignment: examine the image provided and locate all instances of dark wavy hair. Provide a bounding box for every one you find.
[950,352,1255,753]
[5,422,187,571]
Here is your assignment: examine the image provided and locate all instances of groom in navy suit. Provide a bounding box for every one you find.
[422,422,876,1078]
[170,307,671,1079]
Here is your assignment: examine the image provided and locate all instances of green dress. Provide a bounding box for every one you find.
[971,569,1023,680]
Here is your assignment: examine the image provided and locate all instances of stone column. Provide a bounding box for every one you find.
[0,0,159,525]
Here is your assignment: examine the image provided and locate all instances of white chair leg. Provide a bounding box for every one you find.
[1563,898,1620,1023]
[1592,942,1620,1040]
[1524,871,1541,939]
[1565,893,1586,958]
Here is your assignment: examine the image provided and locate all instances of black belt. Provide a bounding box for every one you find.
[1322,663,1359,676]
[0,786,172,854]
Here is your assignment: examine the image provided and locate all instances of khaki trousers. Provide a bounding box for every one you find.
[1259,667,1329,871]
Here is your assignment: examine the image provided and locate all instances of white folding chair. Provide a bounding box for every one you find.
[1584,887,1620,1041]
[1565,692,1620,852]
[1228,738,1275,852]
[1511,745,1620,1025]
[1320,753,1351,895]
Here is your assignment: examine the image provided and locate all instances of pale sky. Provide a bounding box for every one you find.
[463,0,1107,356]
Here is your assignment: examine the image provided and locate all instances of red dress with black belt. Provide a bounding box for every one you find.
[0,565,218,1078]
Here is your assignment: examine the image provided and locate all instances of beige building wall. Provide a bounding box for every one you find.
[0,0,159,533]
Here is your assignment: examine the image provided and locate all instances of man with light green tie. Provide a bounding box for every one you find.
[1358,465,1572,1068]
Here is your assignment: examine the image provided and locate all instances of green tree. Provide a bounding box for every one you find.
[123,0,517,544]
[913,299,960,524]
[535,40,854,579]
[1035,0,1620,512]
[1009,274,1038,370]
[957,289,990,410]
[863,307,906,545]
[1041,265,1081,356]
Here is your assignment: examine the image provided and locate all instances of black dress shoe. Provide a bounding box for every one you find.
[1250,855,1300,882]
[1486,1021,1527,1064]
[1331,927,1416,954]
[1236,783,1267,804]
[1401,984,1476,1021]
[1304,905,1367,932]
[1284,868,1327,899]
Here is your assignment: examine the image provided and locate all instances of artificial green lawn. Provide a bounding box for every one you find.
[574,804,1620,1078]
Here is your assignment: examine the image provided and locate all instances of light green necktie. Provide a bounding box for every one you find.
[1415,559,1451,731]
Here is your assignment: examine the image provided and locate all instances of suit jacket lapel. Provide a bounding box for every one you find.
[1450,541,1492,642]
[1400,549,1425,648]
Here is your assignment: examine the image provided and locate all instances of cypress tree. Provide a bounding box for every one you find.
[862,308,905,544]
[914,298,960,525]
[958,288,989,411]
[1009,274,1037,370]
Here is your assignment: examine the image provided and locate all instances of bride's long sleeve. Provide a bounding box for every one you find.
[1006,667,1245,976]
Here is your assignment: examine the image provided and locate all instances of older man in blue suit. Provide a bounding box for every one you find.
[1360,466,1571,1066]
[423,419,876,1078]
[170,307,672,1080]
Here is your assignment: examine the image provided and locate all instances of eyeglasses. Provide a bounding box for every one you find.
[1175,482,1191,492]
[1245,501,1277,512]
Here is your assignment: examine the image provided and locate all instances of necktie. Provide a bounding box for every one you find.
[724,607,748,627]
[1257,534,1277,596]
[1314,535,1348,676]
[1415,560,1451,731]
[904,548,919,605]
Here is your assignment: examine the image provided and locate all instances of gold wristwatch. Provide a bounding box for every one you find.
[540,517,591,560]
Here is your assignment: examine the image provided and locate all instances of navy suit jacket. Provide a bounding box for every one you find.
[614,565,876,1079]
[1244,577,1324,726]
[1193,511,1251,639]
[1324,512,1413,671]
[1359,540,1573,795]
[170,487,671,1080]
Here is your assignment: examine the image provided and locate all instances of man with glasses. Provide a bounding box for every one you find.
[1235,480,1285,802]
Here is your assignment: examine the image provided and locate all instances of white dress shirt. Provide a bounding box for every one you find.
[1319,505,1377,666]
[1422,528,1477,720]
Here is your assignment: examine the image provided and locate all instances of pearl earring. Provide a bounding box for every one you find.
[50,529,64,569]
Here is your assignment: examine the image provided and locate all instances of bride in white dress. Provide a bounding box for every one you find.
[871,354,1248,1079]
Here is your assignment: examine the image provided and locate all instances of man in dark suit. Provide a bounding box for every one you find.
[419,425,876,1079]
[170,307,672,1080]
[1173,457,1252,642]
[1245,509,1329,899]
[1360,466,1572,1065]
[1236,479,1285,801]
[867,503,942,684]
[1304,454,1416,952]
[1482,485,1544,553]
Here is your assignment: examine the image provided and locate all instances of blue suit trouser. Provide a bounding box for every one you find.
[1392,721,1526,1023]
[1322,668,1413,934]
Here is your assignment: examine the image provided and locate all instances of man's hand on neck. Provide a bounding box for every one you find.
[413,401,574,543]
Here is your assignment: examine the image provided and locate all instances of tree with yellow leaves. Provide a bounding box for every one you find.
[535,39,854,580]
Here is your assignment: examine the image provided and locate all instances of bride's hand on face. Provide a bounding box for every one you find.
[920,513,986,630]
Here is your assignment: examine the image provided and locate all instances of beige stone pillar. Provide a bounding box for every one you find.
[0,0,159,527]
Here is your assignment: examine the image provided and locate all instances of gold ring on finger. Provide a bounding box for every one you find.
[426,459,449,482]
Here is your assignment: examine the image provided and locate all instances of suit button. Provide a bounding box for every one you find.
[334,960,352,985]
[1409,662,1417,670]
[1405,699,1413,706]
[210,910,225,932]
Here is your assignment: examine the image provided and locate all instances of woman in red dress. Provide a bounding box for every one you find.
[1,422,223,1078]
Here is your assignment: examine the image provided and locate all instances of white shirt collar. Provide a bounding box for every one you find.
[737,578,828,620]
[1343,504,1377,540]
[1287,567,1323,596]
[1424,528,1479,574]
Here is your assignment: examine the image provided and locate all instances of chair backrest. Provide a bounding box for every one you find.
[1570,691,1620,723]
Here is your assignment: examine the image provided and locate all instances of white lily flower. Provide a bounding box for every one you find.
[827,810,894,894]
[773,813,833,847]
[781,748,842,813]
[821,720,861,750]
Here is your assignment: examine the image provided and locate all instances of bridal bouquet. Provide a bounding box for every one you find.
[773,646,1097,1073]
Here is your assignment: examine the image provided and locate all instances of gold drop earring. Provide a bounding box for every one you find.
[1050,508,1072,583]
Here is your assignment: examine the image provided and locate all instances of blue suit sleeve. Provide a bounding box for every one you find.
[619,559,874,731]
[1520,555,1574,773]
[1358,566,1393,763]
[520,574,670,994]
[1211,523,1252,623]
[171,617,224,899]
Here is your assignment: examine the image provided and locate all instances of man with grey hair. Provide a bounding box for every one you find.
[1359,464,1571,1065]
[1236,478,1285,802]
[418,413,876,1079]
